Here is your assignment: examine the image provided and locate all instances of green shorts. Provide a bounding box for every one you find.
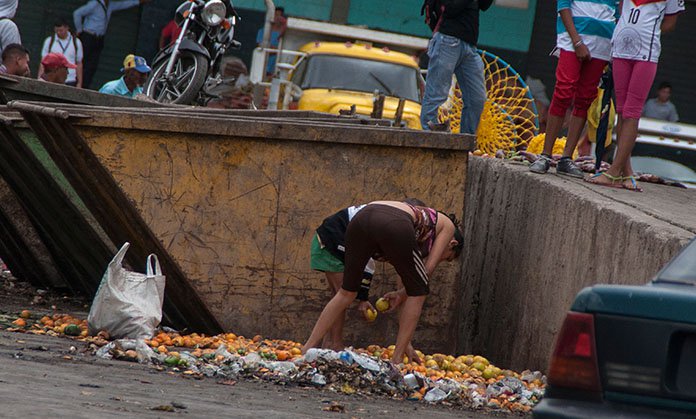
[310,234,344,273]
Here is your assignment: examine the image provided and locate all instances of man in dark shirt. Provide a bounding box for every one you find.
[420,0,493,134]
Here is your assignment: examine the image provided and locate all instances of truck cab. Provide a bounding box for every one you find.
[288,42,424,129]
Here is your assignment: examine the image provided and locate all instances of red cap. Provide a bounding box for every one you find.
[41,53,77,70]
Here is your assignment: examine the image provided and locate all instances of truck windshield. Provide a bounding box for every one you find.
[655,239,696,284]
[298,54,421,103]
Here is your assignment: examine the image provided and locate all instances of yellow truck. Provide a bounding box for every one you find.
[287,42,423,129]
[249,16,428,129]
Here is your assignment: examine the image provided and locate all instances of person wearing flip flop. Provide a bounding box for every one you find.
[311,198,426,351]
[529,0,618,178]
[587,0,684,192]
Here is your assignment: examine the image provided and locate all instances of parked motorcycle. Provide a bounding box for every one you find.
[145,0,240,105]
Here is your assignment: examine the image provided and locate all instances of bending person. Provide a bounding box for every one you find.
[302,200,463,364]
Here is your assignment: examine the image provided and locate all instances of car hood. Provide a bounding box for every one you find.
[572,283,696,324]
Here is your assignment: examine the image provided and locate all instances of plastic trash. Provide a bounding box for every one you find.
[266,361,297,374]
[352,352,380,372]
[304,348,339,363]
[403,373,419,389]
[424,387,449,402]
[311,373,327,386]
[338,350,355,365]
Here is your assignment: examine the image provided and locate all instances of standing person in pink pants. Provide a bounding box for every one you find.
[529,0,618,178]
[587,0,684,191]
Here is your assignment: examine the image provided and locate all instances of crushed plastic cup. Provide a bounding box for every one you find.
[266,361,297,375]
[403,373,419,389]
[424,387,449,402]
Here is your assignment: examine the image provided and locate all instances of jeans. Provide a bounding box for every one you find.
[420,32,486,134]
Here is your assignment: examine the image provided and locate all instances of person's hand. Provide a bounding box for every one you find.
[357,300,375,320]
[574,42,591,61]
[382,289,407,313]
[405,343,421,364]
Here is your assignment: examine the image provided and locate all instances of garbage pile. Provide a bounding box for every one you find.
[5,311,545,413]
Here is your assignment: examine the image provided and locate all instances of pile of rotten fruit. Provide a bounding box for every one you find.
[7,310,545,413]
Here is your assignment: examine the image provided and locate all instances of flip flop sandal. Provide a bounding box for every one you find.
[622,176,643,192]
[584,172,624,189]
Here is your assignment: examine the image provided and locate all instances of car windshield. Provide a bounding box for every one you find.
[632,142,696,185]
[655,240,696,284]
[298,54,421,103]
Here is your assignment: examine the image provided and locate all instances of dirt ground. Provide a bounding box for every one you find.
[0,271,519,419]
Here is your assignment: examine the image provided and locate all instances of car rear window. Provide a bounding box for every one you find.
[655,240,696,283]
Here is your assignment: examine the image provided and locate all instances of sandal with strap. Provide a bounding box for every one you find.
[584,171,624,189]
[622,175,643,192]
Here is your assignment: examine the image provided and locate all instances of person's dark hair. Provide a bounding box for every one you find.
[439,211,464,258]
[54,17,71,28]
[276,6,285,14]
[1,44,29,63]
[403,197,426,207]
[658,81,672,90]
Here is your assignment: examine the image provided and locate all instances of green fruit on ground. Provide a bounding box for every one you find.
[471,362,486,372]
[64,324,81,336]
[375,298,390,312]
[482,367,497,380]
[473,355,489,366]
[164,356,179,367]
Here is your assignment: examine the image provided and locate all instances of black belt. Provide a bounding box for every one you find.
[81,31,104,38]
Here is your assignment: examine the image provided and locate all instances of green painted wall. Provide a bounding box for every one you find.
[232,0,333,21]
[234,0,536,53]
[346,0,536,52]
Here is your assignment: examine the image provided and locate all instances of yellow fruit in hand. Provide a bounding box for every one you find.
[364,308,377,322]
[375,298,390,312]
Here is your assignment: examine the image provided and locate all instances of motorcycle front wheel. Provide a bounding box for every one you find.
[145,51,209,105]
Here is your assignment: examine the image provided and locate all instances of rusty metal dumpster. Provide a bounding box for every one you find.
[2,101,474,352]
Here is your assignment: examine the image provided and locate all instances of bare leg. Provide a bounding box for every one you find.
[391,295,426,364]
[303,289,356,353]
[321,272,346,350]
[562,115,587,158]
[542,113,564,156]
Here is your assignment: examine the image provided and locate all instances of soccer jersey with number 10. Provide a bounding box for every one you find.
[612,0,685,63]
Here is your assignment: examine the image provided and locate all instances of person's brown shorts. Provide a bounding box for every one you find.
[342,204,429,296]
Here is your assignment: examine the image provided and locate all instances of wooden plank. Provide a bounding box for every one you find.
[19,111,222,334]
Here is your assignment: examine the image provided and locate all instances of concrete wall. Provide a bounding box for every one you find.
[457,157,696,372]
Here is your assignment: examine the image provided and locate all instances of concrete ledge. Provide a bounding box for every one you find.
[457,157,696,371]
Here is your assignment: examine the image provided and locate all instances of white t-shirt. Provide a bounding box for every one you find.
[41,34,84,84]
[612,0,685,63]
[0,0,18,19]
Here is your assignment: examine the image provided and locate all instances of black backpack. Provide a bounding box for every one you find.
[421,0,444,32]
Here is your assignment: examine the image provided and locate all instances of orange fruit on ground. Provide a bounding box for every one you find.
[276,350,290,361]
[157,345,168,354]
[290,347,302,356]
[19,310,31,319]
[12,318,26,327]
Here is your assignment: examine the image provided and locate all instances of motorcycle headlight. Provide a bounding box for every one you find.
[201,0,227,26]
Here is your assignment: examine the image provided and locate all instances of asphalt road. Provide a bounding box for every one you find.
[0,330,516,419]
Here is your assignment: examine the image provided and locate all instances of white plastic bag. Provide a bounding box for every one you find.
[88,242,165,339]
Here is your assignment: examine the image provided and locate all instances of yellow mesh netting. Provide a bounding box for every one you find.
[438,51,538,154]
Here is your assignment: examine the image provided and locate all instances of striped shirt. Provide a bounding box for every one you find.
[612,0,685,63]
[557,0,619,61]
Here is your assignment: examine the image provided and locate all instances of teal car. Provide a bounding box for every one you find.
[534,238,696,418]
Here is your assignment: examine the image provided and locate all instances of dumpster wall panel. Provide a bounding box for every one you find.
[77,126,468,352]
